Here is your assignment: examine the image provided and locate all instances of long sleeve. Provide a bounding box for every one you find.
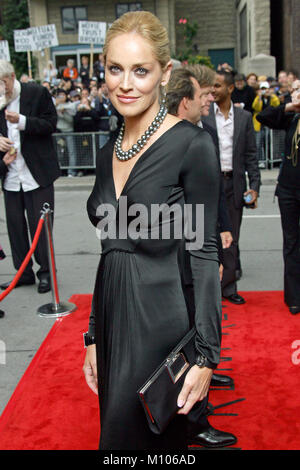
[88,294,96,336]
[252,95,263,113]
[218,178,232,233]
[180,130,222,369]
[256,104,294,131]
[87,153,103,336]
[244,112,261,194]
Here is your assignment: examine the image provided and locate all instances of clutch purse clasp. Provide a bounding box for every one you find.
[166,352,190,384]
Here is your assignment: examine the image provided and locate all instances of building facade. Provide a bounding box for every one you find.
[280,0,300,75]
[28,0,176,79]
[7,0,297,80]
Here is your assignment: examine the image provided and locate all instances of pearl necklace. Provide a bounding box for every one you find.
[115,103,168,161]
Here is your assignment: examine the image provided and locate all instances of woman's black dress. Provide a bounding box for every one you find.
[87,120,222,450]
[257,105,300,307]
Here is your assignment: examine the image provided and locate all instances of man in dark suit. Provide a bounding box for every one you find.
[0,60,60,293]
[166,67,237,449]
[202,69,260,304]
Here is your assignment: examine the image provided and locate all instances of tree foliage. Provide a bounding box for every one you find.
[0,0,31,77]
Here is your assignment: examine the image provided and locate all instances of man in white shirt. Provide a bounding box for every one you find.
[202,69,260,304]
[0,60,60,293]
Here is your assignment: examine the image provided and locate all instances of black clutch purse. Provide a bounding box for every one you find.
[137,327,196,435]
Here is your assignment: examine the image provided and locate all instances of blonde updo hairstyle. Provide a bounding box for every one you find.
[103,11,171,100]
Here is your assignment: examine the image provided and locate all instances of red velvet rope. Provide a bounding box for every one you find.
[0,217,45,302]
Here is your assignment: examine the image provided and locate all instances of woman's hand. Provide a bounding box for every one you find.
[177,365,213,415]
[83,344,98,395]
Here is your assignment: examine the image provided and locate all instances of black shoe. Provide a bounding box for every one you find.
[210,373,234,387]
[289,306,300,315]
[188,424,237,448]
[38,278,51,294]
[0,310,5,318]
[0,278,35,290]
[223,293,245,305]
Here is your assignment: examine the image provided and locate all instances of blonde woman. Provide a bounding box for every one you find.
[83,11,223,450]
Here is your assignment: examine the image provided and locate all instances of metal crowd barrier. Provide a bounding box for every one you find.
[52,127,286,172]
[52,131,110,170]
[256,128,286,170]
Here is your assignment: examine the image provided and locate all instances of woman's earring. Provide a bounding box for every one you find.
[161,85,167,105]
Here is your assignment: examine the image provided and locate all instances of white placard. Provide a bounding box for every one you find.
[14,25,58,52]
[29,24,58,50]
[78,21,107,45]
[14,28,34,52]
[0,40,11,61]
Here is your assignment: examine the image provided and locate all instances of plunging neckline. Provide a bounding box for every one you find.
[111,120,184,202]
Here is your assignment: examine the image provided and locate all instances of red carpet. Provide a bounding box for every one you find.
[0,291,299,450]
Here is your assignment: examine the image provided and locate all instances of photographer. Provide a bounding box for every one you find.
[73,96,100,171]
[74,97,99,133]
[252,81,280,167]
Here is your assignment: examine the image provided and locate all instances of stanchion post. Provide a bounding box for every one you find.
[37,203,76,318]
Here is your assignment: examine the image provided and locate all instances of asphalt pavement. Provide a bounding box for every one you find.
[0,167,283,415]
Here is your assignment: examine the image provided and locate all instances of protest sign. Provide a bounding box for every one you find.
[14,28,34,52]
[78,21,107,77]
[78,21,107,45]
[0,40,10,62]
[29,24,58,50]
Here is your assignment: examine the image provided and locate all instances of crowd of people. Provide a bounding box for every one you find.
[218,63,299,168]
[0,8,300,451]
[19,56,299,175]
[38,54,121,177]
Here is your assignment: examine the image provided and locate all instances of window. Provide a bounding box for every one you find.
[116,3,142,19]
[61,6,88,34]
[239,5,247,59]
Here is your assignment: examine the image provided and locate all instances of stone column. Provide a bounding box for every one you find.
[28,0,49,80]
[236,0,275,76]
[155,0,176,56]
[282,0,300,74]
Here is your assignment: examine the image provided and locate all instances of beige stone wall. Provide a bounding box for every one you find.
[282,0,300,74]
[45,0,159,44]
[236,0,272,74]
[29,0,179,78]
[175,0,236,57]
[28,0,50,79]
[253,0,270,56]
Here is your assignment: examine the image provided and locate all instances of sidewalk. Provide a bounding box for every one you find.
[53,167,279,191]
